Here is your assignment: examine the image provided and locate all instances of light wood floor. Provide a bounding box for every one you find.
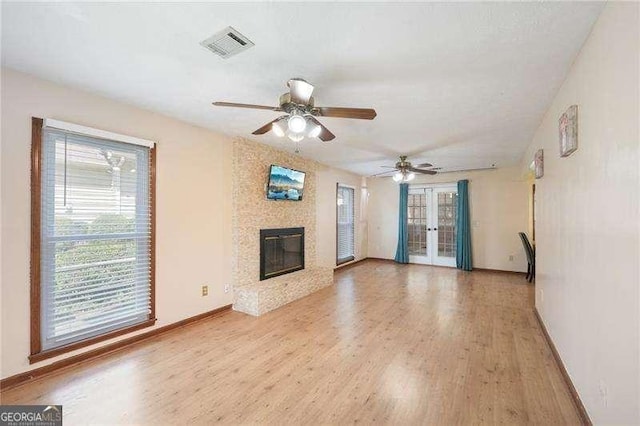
[1,260,581,424]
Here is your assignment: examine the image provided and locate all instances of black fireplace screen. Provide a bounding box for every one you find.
[260,227,305,280]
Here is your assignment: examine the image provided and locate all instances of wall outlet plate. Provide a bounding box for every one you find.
[224,284,230,293]
[202,285,208,296]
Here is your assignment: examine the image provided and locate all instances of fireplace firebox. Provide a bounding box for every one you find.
[260,227,305,280]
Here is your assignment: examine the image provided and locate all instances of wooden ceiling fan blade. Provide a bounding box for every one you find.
[408,166,437,175]
[307,116,335,142]
[252,115,288,135]
[288,78,314,104]
[315,107,377,120]
[371,169,398,177]
[416,162,433,168]
[318,127,336,142]
[213,101,283,112]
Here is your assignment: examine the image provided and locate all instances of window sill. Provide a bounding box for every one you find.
[28,318,157,364]
[336,256,355,266]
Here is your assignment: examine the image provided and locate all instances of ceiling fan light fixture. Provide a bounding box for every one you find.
[272,121,285,137]
[288,114,307,133]
[377,156,438,181]
[309,124,322,138]
[392,170,416,182]
[213,77,377,142]
[288,132,304,142]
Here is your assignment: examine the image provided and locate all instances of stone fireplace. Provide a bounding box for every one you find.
[260,227,305,280]
[232,138,333,317]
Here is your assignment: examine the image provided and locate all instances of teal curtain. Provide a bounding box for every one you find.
[456,180,472,271]
[394,183,409,263]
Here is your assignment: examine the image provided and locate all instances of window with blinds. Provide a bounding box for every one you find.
[36,123,154,353]
[337,185,355,265]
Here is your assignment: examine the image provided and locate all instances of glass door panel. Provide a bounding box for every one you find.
[408,189,431,264]
[432,187,458,267]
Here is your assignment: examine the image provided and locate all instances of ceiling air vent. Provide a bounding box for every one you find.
[200,26,254,59]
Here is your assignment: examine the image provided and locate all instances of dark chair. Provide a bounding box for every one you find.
[518,232,535,283]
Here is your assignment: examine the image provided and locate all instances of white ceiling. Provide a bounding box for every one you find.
[1,2,604,176]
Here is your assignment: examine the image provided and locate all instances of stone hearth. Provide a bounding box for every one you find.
[234,266,333,316]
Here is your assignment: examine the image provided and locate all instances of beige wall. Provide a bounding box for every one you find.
[367,166,529,272]
[316,169,367,268]
[0,69,235,379]
[520,3,639,423]
[0,69,369,378]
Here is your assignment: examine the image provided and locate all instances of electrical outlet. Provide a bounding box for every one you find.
[202,285,208,297]
[224,284,230,293]
[509,255,514,261]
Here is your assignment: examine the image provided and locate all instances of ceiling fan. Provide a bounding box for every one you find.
[372,156,438,182]
[212,78,377,142]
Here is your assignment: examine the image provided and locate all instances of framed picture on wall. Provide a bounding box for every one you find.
[559,105,578,157]
[534,149,544,179]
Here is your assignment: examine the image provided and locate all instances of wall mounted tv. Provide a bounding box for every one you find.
[267,165,306,201]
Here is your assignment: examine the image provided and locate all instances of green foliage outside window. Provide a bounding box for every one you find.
[53,214,141,328]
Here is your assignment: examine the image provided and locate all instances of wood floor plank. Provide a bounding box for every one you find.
[0,260,582,424]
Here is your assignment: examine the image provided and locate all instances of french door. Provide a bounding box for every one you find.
[407,185,458,267]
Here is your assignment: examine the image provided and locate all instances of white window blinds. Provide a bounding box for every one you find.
[40,126,153,350]
[337,185,355,264]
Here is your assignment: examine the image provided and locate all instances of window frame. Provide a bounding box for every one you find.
[336,183,356,266]
[29,117,156,364]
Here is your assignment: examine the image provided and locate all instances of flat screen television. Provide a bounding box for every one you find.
[267,165,306,201]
